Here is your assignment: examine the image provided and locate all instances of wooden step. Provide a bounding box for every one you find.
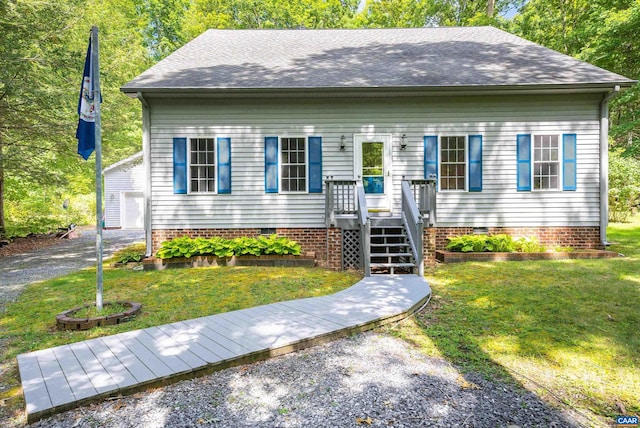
[371,234,406,239]
[370,252,413,258]
[370,242,410,247]
[370,262,416,269]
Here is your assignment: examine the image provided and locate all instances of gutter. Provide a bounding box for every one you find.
[136,92,153,258]
[599,85,620,247]
[121,82,636,99]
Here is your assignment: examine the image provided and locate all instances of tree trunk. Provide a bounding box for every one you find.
[487,0,495,16]
[0,132,5,237]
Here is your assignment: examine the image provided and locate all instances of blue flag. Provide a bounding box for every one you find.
[76,37,98,160]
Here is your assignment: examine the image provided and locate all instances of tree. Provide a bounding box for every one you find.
[354,0,437,27]
[0,0,82,235]
[182,0,359,39]
[135,0,190,60]
[609,150,640,222]
[515,0,640,157]
[580,1,640,156]
[0,0,150,236]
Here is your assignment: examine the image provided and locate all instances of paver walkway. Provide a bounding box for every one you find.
[18,274,430,423]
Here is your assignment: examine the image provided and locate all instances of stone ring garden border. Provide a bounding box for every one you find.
[56,301,142,331]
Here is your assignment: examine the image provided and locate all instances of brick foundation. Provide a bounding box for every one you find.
[153,225,601,272]
[423,226,602,265]
[151,227,342,270]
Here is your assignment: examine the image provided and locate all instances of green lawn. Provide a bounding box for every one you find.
[389,215,640,425]
[0,266,361,426]
[2,218,639,426]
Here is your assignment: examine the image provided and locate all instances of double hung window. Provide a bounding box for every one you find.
[264,136,323,194]
[190,138,216,193]
[517,133,576,192]
[424,134,482,192]
[280,137,307,192]
[172,136,231,194]
[533,135,559,190]
[440,136,467,191]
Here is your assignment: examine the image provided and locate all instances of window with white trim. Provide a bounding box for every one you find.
[533,135,559,190]
[189,137,215,193]
[281,137,307,192]
[440,136,466,191]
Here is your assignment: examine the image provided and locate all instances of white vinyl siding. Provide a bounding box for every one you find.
[146,93,602,228]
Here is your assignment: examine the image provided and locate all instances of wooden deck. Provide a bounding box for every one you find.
[18,274,430,423]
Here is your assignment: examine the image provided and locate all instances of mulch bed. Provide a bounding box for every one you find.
[0,233,61,257]
[435,249,620,263]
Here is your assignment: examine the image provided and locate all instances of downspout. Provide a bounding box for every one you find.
[599,85,620,246]
[137,92,153,257]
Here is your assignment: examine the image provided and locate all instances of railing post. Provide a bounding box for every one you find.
[416,220,424,276]
[361,218,371,276]
[426,175,437,226]
[356,182,371,276]
[325,177,335,226]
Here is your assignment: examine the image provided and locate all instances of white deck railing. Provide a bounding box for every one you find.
[401,180,424,276]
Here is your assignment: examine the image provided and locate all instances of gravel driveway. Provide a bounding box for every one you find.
[0,228,144,312]
[31,332,585,428]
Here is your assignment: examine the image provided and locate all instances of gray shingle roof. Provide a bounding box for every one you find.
[122,26,634,93]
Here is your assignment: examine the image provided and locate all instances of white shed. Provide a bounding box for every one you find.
[103,151,144,229]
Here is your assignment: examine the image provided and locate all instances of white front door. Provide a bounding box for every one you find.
[354,134,393,212]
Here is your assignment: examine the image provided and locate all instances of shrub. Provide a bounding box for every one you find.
[486,234,515,252]
[514,237,546,253]
[156,235,301,259]
[112,243,146,264]
[445,235,488,252]
[446,234,547,253]
[609,150,640,223]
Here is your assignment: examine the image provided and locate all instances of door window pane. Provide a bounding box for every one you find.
[362,142,384,194]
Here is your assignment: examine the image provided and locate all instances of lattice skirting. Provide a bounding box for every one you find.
[342,229,361,270]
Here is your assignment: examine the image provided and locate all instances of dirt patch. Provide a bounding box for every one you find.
[0,234,62,257]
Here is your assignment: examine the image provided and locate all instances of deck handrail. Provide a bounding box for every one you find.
[356,183,371,276]
[325,179,357,227]
[401,180,424,276]
[407,177,437,227]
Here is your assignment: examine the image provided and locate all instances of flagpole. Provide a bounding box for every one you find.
[91,26,103,312]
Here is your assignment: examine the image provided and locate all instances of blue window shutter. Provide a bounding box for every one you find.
[217,137,231,194]
[265,136,278,193]
[516,134,531,191]
[562,134,577,191]
[308,136,322,193]
[173,137,187,194]
[468,135,482,192]
[424,135,438,180]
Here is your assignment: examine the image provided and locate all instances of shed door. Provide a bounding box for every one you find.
[122,192,144,229]
[354,134,393,212]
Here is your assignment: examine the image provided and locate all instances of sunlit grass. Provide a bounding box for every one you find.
[388,214,640,424]
[0,266,361,425]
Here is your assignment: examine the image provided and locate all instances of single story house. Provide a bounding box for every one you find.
[102,151,144,229]
[121,26,635,274]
